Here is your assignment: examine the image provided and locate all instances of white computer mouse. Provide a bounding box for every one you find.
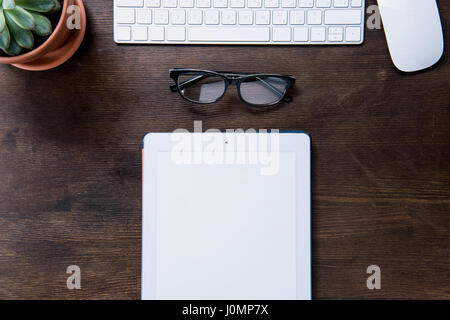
[377,0,444,72]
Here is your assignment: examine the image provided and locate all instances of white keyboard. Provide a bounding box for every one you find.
[114,0,365,44]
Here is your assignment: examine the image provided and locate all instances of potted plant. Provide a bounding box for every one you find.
[0,0,86,71]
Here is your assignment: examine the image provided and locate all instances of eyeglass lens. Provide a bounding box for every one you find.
[178,73,226,103]
[239,76,289,106]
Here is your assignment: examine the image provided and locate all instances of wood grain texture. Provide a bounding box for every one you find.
[0,0,449,299]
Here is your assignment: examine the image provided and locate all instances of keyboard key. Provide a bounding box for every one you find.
[188,27,270,41]
[154,9,169,24]
[328,33,343,41]
[222,10,236,24]
[172,10,186,24]
[272,27,291,41]
[255,10,270,24]
[117,0,144,7]
[145,0,160,7]
[328,25,344,42]
[293,26,308,41]
[238,11,253,25]
[345,26,361,41]
[316,0,331,7]
[290,10,305,24]
[351,0,362,7]
[197,0,211,7]
[137,9,152,24]
[324,9,361,24]
[167,26,186,40]
[116,26,131,40]
[248,0,262,8]
[281,0,295,8]
[180,0,194,7]
[273,11,288,25]
[205,10,219,24]
[213,0,228,8]
[163,0,177,7]
[329,26,343,33]
[117,9,135,24]
[264,0,279,8]
[188,10,203,24]
[333,0,349,8]
[307,10,322,25]
[133,26,148,40]
[311,26,326,41]
[230,0,245,7]
[149,26,165,40]
[298,0,313,7]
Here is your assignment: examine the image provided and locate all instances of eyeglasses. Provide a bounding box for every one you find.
[170,68,295,107]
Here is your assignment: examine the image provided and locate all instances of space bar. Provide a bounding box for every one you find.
[188,27,270,42]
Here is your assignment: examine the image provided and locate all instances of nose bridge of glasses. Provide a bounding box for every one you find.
[229,78,240,85]
[223,74,245,85]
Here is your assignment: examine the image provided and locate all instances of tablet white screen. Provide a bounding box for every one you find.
[154,152,297,300]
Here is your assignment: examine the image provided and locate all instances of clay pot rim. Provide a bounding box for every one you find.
[0,0,69,64]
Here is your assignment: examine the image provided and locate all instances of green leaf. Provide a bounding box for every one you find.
[14,0,57,13]
[0,9,6,33]
[0,23,10,49]
[29,11,51,36]
[3,36,22,55]
[5,6,35,30]
[4,11,33,49]
[48,0,61,14]
[2,0,15,10]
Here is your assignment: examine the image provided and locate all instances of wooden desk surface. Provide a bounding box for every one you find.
[0,0,449,299]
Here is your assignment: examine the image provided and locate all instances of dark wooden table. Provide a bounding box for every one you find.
[0,0,449,299]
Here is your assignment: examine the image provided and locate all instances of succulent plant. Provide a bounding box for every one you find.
[0,0,61,56]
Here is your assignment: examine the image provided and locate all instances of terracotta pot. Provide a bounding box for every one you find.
[0,0,87,71]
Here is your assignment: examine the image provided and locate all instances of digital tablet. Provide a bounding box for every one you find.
[142,131,311,300]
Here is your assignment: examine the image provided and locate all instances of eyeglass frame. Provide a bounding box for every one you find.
[169,68,296,107]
